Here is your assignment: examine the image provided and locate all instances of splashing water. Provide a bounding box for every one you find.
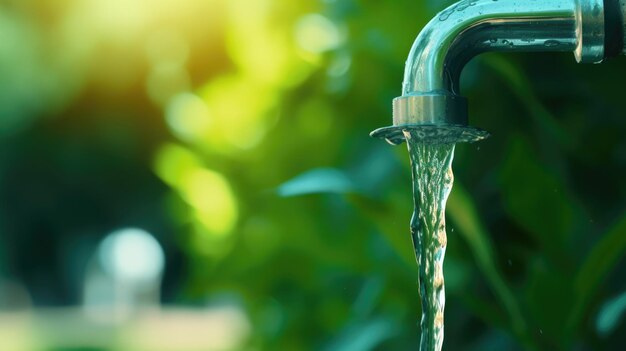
[404,130,455,351]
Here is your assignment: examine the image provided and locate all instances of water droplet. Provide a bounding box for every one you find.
[489,38,498,43]
[593,4,601,17]
[435,311,444,327]
[456,0,472,11]
[439,8,454,21]
[434,275,444,288]
[539,329,544,335]
[544,40,560,47]
[439,232,447,247]
[508,259,512,266]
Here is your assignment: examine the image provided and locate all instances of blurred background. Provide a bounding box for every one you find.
[1,0,626,350]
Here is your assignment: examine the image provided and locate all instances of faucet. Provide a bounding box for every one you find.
[371,0,626,145]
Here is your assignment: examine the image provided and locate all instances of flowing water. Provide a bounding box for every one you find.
[403,130,455,351]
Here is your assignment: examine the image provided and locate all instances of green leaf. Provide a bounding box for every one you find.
[348,194,418,269]
[447,183,533,349]
[324,318,399,351]
[596,290,626,337]
[567,211,626,333]
[524,257,573,344]
[484,55,573,149]
[277,168,355,197]
[498,134,576,260]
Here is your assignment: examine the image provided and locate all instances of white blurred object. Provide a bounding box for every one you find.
[0,278,32,311]
[83,228,165,323]
[98,228,165,283]
[0,306,251,351]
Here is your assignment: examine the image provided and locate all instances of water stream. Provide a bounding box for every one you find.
[403,130,456,351]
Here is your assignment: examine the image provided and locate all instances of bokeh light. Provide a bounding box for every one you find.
[98,228,165,283]
[295,14,343,54]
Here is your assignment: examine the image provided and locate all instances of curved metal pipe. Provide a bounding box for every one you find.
[371,0,624,145]
[405,0,579,94]
[618,0,626,53]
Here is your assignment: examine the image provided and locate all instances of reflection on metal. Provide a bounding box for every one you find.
[372,0,626,145]
[623,0,626,53]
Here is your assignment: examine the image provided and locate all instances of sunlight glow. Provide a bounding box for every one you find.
[154,144,239,238]
[199,74,276,151]
[295,14,343,54]
[166,93,212,142]
[182,169,238,236]
[225,0,313,88]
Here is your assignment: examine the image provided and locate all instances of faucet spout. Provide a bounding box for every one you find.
[371,0,626,145]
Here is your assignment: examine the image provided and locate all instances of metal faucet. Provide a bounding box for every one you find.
[371,0,626,145]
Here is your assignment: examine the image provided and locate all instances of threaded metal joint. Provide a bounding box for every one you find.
[370,94,488,145]
[621,0,626,54]
[575,0,605,63]
[392,94,468,127]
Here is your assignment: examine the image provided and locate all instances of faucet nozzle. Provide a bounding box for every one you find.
[372,0,626,145]
[370,94,488,145]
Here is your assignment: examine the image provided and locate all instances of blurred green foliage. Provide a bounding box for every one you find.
[1,0,626,350]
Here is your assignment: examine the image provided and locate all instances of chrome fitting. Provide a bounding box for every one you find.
[371,0,626,145]
[371,94,488,145]
[575,0,605,63]
[392,95,468,127]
